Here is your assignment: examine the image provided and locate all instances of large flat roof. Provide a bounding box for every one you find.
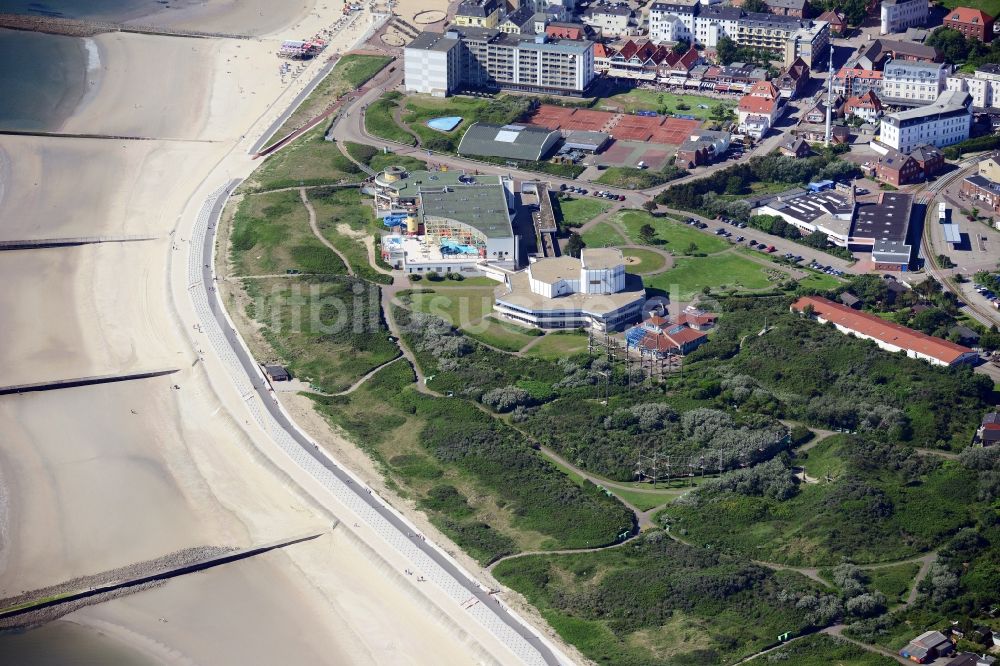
[498,270,645,316]
[852,192,912,242]
[792,296,975,365]
[407,31,462,52]
[421,184,513,239]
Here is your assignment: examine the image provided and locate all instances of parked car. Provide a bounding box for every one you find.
[766,246,776,253]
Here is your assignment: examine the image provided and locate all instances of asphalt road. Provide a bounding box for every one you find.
[197,182,562,666]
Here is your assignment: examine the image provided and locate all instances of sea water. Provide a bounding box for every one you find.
[0,0,161,130]
[0,621,157,665]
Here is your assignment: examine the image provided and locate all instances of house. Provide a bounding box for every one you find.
[818,10,846,36]
[977,411,1000,446]
[947,654,997,666]
[593,42,615,72]
[951,325,981,346]
[944,7,995,42]
[910,144,945,180]
[802,99,830,124]
[778,136,812,158]
[765,0,810,18]
[677,305,717,330]
[843,90,883,122]
[792,297,979,367]
[264,365,290,382]
[961,173,1000,213]
[875,149,921,187]
[899,631,955,663]
[453,0,502,28]
[607,39,672,80]
[885,276,908,304]
[545,21,585,40]
[833,67,882,99]
[624,310,712,357]
[498,5,537,34]
[839,292,862,309]
[775,57,810,99]
[737,80,783,138]
[675,130,732,168]
[852,38,940,70]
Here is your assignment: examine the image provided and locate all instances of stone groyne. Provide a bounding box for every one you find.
[0,13,252,39]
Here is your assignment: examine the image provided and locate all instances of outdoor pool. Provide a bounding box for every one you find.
[426,116,463,132]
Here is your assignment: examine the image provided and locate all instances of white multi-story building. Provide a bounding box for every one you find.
[581,5,634,37]
[947,63,1000,109]
[405,29,595,97]
[695,5,742,48]
[648,2,697,42]
[880,0,928,34]
[880,90,972,153]
[881,60,948,106]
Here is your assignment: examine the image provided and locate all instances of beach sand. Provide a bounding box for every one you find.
[0,0,543,663]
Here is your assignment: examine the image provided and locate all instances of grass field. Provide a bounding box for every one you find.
[595,166,676,189]
[402,95,491,151]
[242,276,398,393]
[402,287,496,328]
[762,635,896,666]
[245,127,362,191]
[230,189,346,276]
[581,221,627,248]
[524,331,591,360]
[868,562,920,605]
[265,54,392,147]
[598,90,735,120]
[309,187,392,284]
[557,196,611,228]
[617,210,730,254]
[939,0,1000,17]
[467,317,540,352]
[647,252,780,299]
[622,247,669,274]
[366,91,417,146]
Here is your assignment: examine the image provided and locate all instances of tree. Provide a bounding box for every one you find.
[642,200,658,214]
[565,232,585,257]
[672,39,690,55]
[717,36,738,65]
[639,223,656,244]
[742,0,768,12]
[685,242,699,255]
[725,175,745,195]
[711,104,733,121]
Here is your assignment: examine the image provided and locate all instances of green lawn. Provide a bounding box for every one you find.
[581,221,627,248]
[229,189,346,276]
[402,287,496,328]
[595,166,676,189]
[309,187,392,284]
[598,90,735,120]
[524,331,591,360]
[557,196,611,228]
[604,487,676,512]
[761,635,897,666]
[622,247,669,274]
[265,54,392,147]
[245,127,363,192]
[466,317,539,352]
[647,252,781,299]
[798,270,845,290]
[617,210,730,254]
[366,91,417,146]
[868,563,920,605]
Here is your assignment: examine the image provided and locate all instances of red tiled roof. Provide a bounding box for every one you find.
[748,80,780,100]
[835,67,882,80]
[738,95,778,114]
[791,296,975,365]
[593,43,613,58]
[818,10,845,25]
[845,90,882,112]
[946,7,993,24]
[617,39,639,60]
[639,327,707,352]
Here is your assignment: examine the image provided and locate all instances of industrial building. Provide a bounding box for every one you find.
[792,297,978,367]
[494,248,646,330]
[373,167,518,275]
[880,90,972,153]
[457,123,561,161]
[404,29,595,98]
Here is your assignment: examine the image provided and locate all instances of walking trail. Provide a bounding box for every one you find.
[299,187,354,276]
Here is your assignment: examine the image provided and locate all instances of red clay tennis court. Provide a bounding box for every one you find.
[526,105,616,132]
[649,117,701,145]
[610,114,663,141]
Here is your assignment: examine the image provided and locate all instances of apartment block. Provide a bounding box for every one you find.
[880,0,928,35]
[947,63,1000,109]
[881,60,948,106]
[404,29,595,97]
[880,90,972,153]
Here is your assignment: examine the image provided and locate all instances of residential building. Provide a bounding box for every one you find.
[545,21,585,39]
[874,148,921,186]
[648,2,698,43]
[607,39,671,80]
[833,67,882,98]
[457,123,561,161]
[948,653,997,666]
[881,60,948,106]
[737,80,782,138]
[737,13,830,68]
[778,136,811,158]
[792,297,978,367]
[980,152,1000,180]
[774,56,810,99]
[880,0,928,35]
[977,412,1000,446]
[374,167,518,274]
[499,5,537,33]
[817,10,846,36]
[765,0,809,18]
[675,129,732,167]
[851,38,940,70]
[581,5,634,37]
[843,90,883,122]
[593,42,614,71]
[910,143,945,177]
[624,310,712,357]
[880,90,972,153]
[404,29,595,97]
[961,173,1000,213]
[453,0,502,28]
[943,6,994,42]
[946,63,1000,109]
[694,5,743,48]
[802,99,831,123]
[494,249,646,330]
[899,631,956,663]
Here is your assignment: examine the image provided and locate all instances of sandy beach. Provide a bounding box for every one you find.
[0,0,546,663]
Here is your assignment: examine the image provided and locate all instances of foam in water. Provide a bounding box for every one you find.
[83,37,100,72]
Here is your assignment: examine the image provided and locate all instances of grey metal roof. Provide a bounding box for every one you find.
[767,0,807,9]
[406,31,462,52]
[457,122,560,161]
[502,5,536,29]
[563,130,609,149]
[853,192,912,243]
[420,185,513,239]
[651,2,699,14]
[456,0,499,17]
[584,5,632,16]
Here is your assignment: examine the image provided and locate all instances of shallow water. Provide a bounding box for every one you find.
[0,621,158,665]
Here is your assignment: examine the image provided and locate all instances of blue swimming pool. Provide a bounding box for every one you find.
[426,116,463,132]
